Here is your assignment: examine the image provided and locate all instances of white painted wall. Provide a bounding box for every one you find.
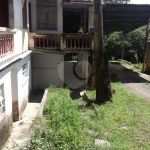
[16,54,31,111]
[33,53,64,89]
[31,0,63,34]
[0,53,31,117]
[0,1,32,145]
[13,0,29,54]
[88,7,94,33]
[0,68,12,117]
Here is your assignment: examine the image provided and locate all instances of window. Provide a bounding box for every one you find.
[36,0,57,30]
[0,0,9,27]
[22,63,29,86]
[22,0,27,29]
[22,63,28,78]
[0,84,5,116]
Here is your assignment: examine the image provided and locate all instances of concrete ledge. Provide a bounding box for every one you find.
[118,59,132,65]
[36,89,49,117]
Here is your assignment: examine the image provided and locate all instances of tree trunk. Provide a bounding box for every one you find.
[87,51,93,90]
[93,0,113,104]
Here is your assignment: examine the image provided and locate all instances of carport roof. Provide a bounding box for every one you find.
[63,2,150,33]
[103,4,150,33]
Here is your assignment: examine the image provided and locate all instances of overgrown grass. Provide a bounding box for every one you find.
[131,63,143,72]
[26,84,150,150]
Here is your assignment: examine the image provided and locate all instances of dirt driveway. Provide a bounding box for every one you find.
[109,63,150,101]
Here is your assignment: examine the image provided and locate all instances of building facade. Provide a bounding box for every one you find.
[0,0,94,148]
[0,0,32,147]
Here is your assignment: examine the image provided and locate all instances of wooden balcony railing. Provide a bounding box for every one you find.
[29,33,94,51]
[34,35,60,50]
[0,34,14,58]
[65,34,92,50]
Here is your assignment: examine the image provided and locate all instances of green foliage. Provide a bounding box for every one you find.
[85,83,150,149]
[72,55,77,61]
[26,86,87,150]
[26,84,150,149]
[105,26,147,63]
[134,51,138,64]
[105,31,123,60]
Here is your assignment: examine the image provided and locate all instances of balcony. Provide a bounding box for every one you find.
[29,33,94,51]
[0,28,16,59]
[34,34,60,50]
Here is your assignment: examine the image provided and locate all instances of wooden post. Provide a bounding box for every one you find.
[122,34,125,60]
[84,10,87,33]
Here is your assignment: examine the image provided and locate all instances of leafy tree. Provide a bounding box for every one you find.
[104,0,130,4]
[105,26,147,63]
[105,32,123,60]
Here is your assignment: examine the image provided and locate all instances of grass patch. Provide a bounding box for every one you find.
[25,84,150,150]
[131,63,143,72]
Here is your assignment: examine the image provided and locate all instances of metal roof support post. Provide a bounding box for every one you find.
[121,33,125,60]
[142,19,150,72]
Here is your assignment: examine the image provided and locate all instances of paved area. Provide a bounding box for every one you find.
[2,90,45,150]
[109,63,150,101]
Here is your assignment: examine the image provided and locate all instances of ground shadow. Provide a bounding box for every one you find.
[109,62,150,84]
[69,88,85,99]
[29,89,44,103]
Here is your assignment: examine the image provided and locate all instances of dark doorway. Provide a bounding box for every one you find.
[0,0,9,27]
[64,53,78,61]
[63,11,81,33]
[63,8,88,33]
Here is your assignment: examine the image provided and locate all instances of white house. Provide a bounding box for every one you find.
[0,0,32,147]
[1,0,150,148]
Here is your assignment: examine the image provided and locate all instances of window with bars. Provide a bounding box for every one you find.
[22,63,28,78]
[0,84,5,116]
[22,63,29,86]
[36,0,57,30]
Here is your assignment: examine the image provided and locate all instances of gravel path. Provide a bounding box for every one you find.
[109,63,150,102]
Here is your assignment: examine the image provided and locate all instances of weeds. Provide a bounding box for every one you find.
[26,84,150,150]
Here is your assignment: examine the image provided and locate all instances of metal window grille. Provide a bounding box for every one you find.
[22,63,28,78]
[0,84,5,116]
[36,0,57,30]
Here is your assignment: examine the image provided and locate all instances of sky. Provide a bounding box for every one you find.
[130,0,150,4]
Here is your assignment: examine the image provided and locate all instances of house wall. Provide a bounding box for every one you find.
[0,1,31,148]
[13,0,29,54]
[16,54,32,118]
[0,66,13,148]
[32,53,64,89]
[0,52,31,148]
[88,7,94,33]
[31,0,63,34]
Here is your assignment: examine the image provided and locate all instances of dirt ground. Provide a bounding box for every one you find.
[109,62,150,101]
